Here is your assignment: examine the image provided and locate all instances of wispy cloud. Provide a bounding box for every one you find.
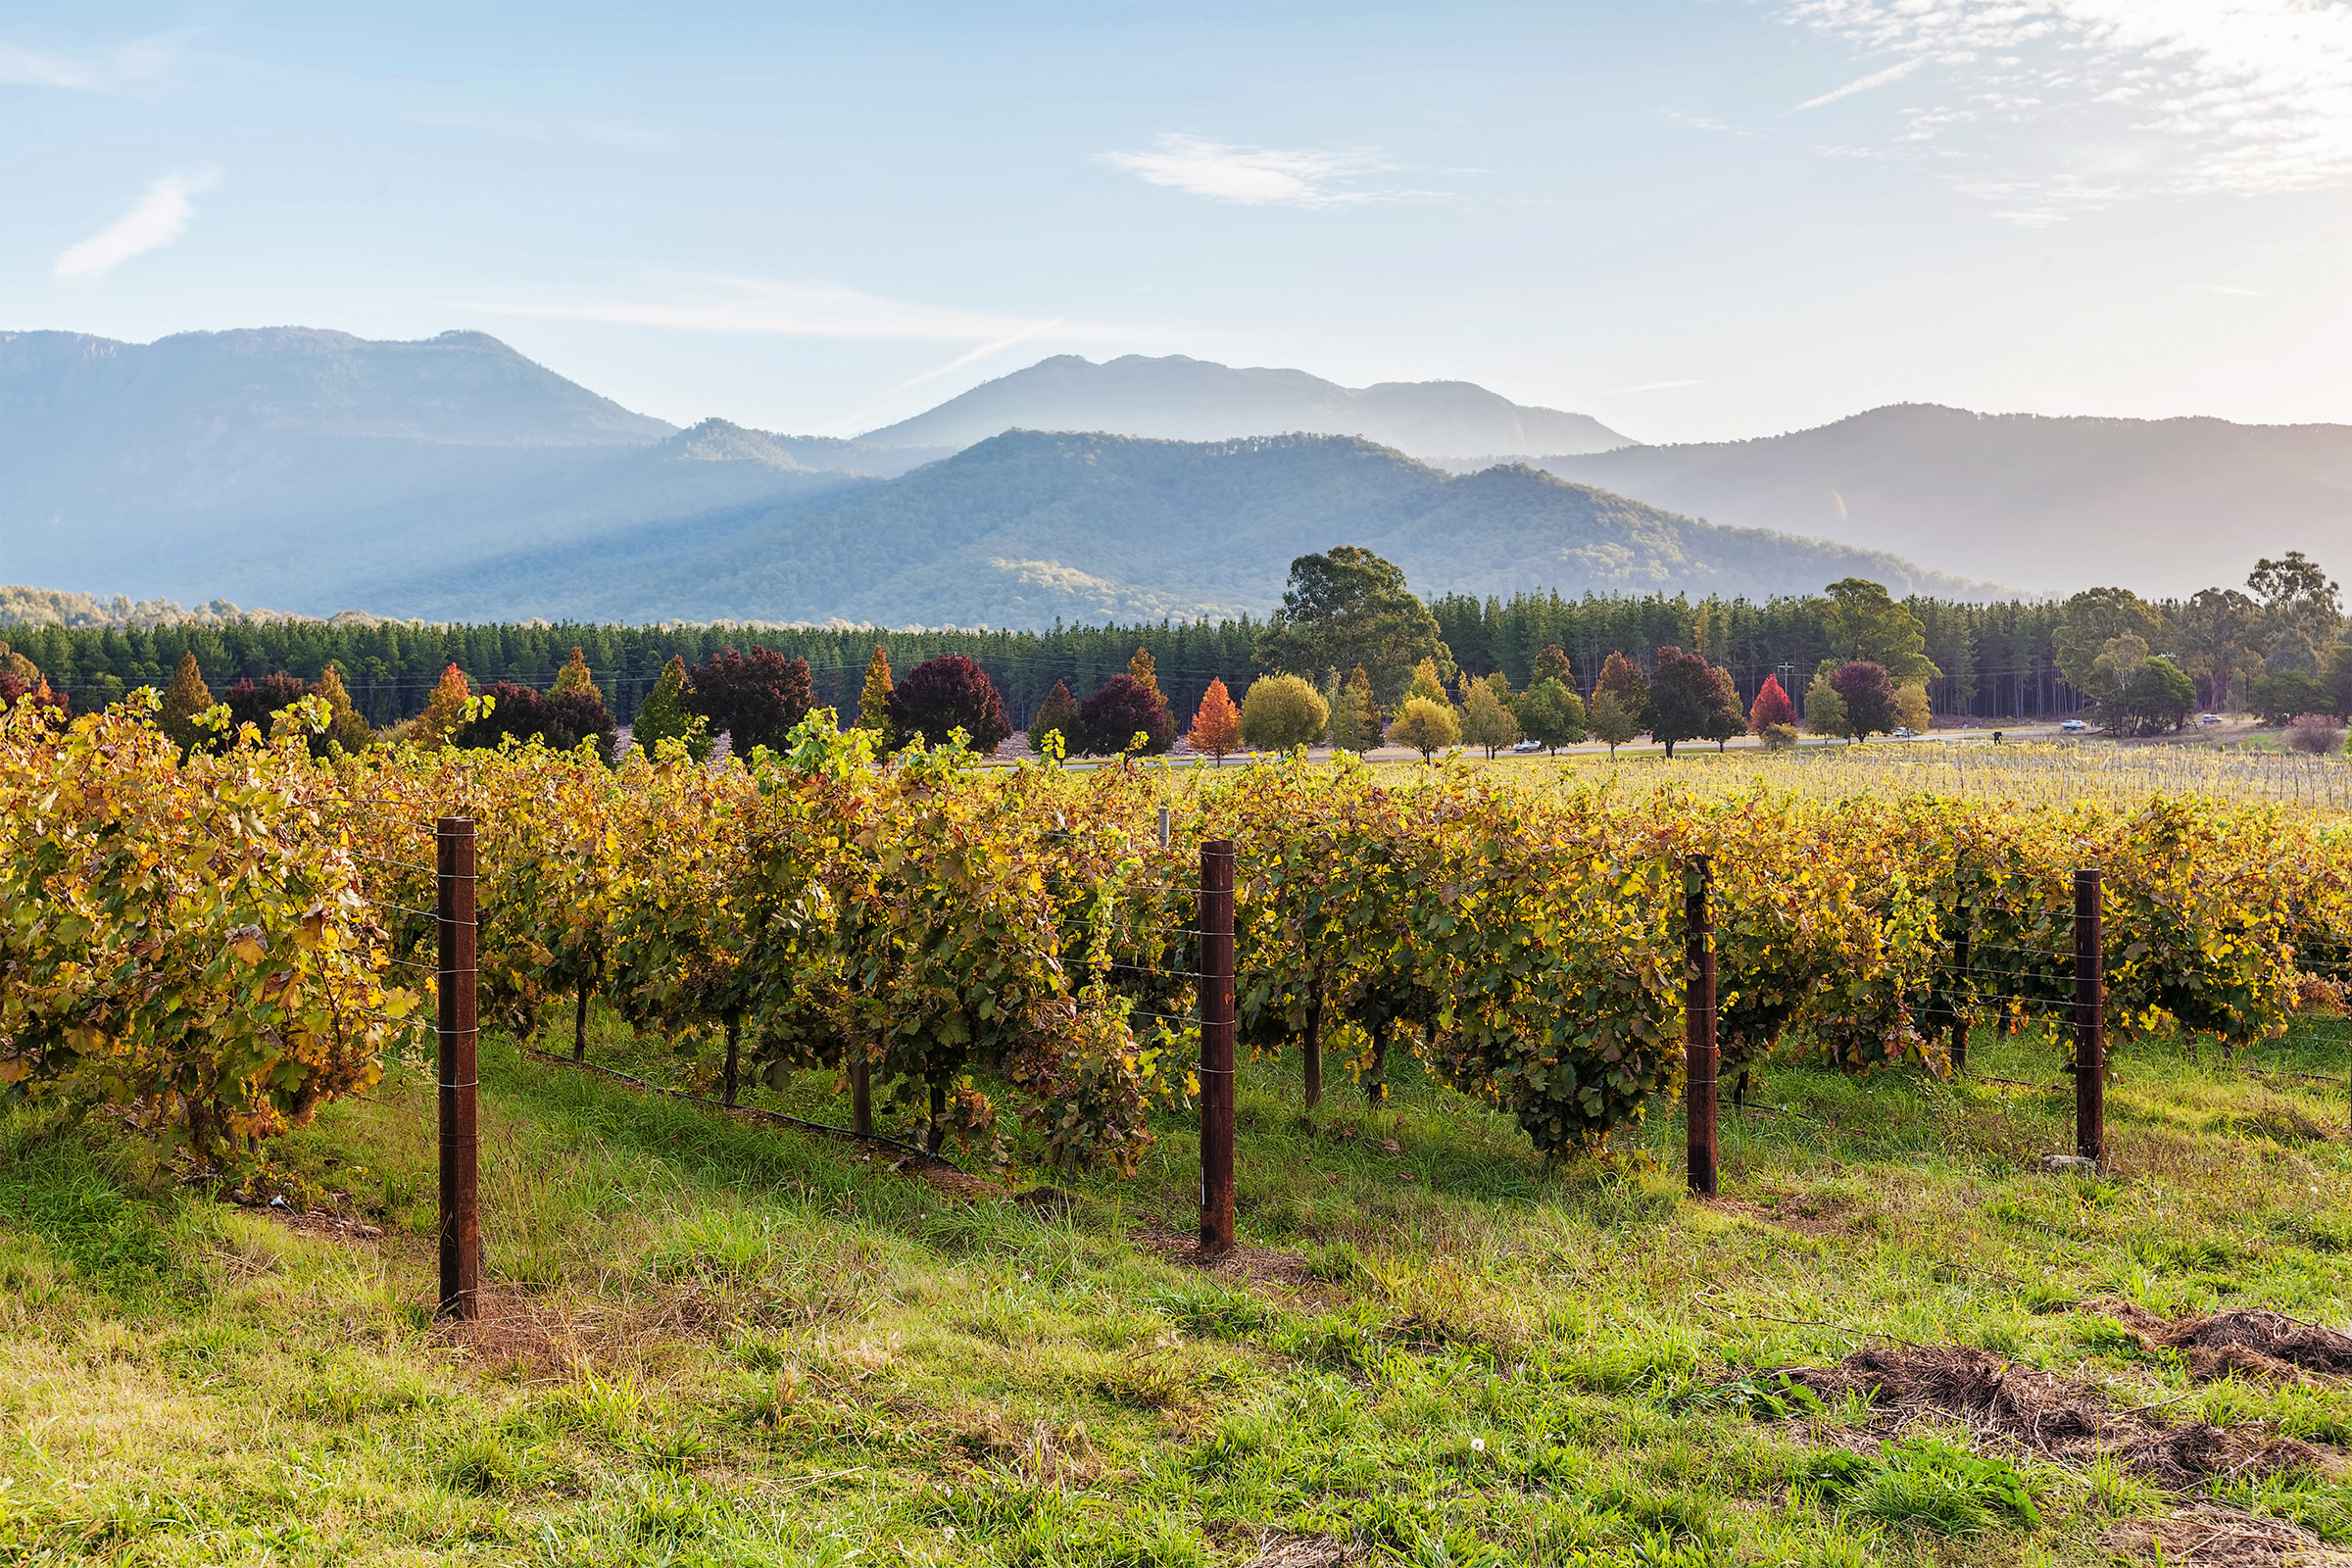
[0,33,177,92]
[1786,0,2352,209]
[1791,55,1929,111]
[54,172,215,281]
[889,320,1066,394]
[461,276,1121,348]
[1099,133,1417,207]
[1607,378,1706,394]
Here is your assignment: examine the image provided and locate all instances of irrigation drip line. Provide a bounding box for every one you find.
[521,1047,967,1173]
[1104,962,1206,980]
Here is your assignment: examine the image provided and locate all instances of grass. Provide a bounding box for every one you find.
[6,1003,2352,1566]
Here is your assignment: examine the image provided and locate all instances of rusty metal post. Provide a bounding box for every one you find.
[437,816,479,1321]
[2075,867,2104,1165]
[1687,854,1718,1198]
[1199,838,1237,1254]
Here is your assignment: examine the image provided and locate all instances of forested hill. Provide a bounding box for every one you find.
[365,430,1990,626]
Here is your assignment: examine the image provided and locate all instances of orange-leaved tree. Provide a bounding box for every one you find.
[1188,677,1242,760]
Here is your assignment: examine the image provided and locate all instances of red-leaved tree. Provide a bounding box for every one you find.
[687,647,814,757]
[890,654,1012,753]
[1829,661,1900,740]
[1748,673,1796,733]
[1076,674,1173,757]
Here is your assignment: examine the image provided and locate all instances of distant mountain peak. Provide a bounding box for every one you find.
[856,353,1633,461]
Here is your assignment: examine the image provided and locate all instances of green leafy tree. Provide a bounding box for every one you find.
[1516,678,1585,754]
[1255,545,1448,709]
[855,645,898,748]
[2247,551,2343,674]
[1328,664,1381,753]
[1387,696,1459,760]
[2250,668,2331,724]
[634,655,712,761]
[1804,666,1849,741]
[2173,587,2265,711]
[1588,688,1642,758]
[1028,680,1079,755]
[1240,674,1330,752]
[2053,587,2164,693]
[158,652,216,759]
[1819,578,1940,683]
[1460,675,1521,758]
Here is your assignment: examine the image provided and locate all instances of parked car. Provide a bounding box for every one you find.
[2060,718,2088,732]
[1891,726,1918,738]
[2196,713,2223,725]
[1511,739,1544,753]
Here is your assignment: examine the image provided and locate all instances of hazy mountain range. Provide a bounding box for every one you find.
[1525,406,2352,598]
[3,324,2341,624]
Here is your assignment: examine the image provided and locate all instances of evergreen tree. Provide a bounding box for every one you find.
[158,652,215,759]
[1029,680,1079,755]
[854,645,897,747]
[1329,664,1380,753]
[1187,677,1242,760]
[1256,545,1447,709]
[634,655,711,761]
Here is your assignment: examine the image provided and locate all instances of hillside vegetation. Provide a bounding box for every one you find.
[394,432,1990,627]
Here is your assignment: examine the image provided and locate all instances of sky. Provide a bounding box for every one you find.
[8,0,2352,445]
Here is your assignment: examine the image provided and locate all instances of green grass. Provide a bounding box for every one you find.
[6,1005,2352,1565]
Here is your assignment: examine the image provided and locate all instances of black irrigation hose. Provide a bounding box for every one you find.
[519,1046,967,1173]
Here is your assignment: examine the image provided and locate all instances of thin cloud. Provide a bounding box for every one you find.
[461,276,1124,347]
[54,172,215,281]
[1099,134,1413,207]
[1786,0,2352,206]
[889,320,1065,394]
[1791,55,1929,111]
[0,33,177,92]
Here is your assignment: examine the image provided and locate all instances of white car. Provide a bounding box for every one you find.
[2060,718,2088,732]
[1890,726,1918,739]
[2197,713,2223,725]
[1511,739,1544,753]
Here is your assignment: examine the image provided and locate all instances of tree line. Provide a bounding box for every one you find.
[4,547,2346,743]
